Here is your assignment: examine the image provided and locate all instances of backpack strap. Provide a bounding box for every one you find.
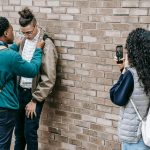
[130,98,143,121]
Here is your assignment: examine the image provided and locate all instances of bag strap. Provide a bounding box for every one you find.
[130,98,143,121]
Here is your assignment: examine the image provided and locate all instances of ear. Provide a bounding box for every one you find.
[3,30,8,37]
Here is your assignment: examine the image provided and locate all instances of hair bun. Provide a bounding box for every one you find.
[18,7,34,19]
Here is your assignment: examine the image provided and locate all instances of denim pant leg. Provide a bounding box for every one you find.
[122,140,150,150]
[14,87,32,150]
[14,107,26,150]
[25,101,44,150]
[15,86,44,150]
[0,108,17,150]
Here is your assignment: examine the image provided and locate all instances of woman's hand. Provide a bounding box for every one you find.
[114,56,125,72]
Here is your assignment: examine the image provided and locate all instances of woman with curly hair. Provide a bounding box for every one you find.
[110,28,150,150]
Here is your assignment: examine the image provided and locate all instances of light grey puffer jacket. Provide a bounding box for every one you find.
[118,68,149,143]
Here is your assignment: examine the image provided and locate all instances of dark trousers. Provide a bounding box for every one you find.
[14,86,44,150]
[0,108,17,150]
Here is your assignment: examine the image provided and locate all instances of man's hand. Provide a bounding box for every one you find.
[36,40,45,49]
[15,38,22,46]
[25,100,37,119]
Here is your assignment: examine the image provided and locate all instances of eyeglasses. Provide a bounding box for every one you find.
[20,26,36,36]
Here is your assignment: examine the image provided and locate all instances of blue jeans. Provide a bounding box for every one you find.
[0,108,17,150]
[122,140,150,150]
[14,86,44,150]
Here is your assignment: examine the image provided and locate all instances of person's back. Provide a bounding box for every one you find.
[118,68,149,143]
[0,46,20,110]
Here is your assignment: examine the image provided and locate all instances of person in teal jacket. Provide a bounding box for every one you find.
[0,16,44,150]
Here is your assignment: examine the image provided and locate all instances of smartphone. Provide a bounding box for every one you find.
[116,45,123,64]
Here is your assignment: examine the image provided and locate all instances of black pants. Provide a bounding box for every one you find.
[14,86,44,150]
[0,108,17,150]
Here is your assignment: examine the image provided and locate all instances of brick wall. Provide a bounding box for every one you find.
[1,0,150,150]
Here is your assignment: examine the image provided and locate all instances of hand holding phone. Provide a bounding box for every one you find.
[116,45,123,64]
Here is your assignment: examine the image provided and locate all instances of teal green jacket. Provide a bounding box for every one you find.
[0,41,42,110]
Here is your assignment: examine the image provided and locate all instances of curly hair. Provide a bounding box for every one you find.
[125,28,150,95]
[0,17,9,37]
[18,7,36,27]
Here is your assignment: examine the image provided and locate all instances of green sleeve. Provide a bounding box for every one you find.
[9,43,19,52]
[12,48,42,77]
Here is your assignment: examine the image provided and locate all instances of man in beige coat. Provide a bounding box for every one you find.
[14,8,58,150]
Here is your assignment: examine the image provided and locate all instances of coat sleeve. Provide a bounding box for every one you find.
[110,70,134,106]
[32,38,58,102]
